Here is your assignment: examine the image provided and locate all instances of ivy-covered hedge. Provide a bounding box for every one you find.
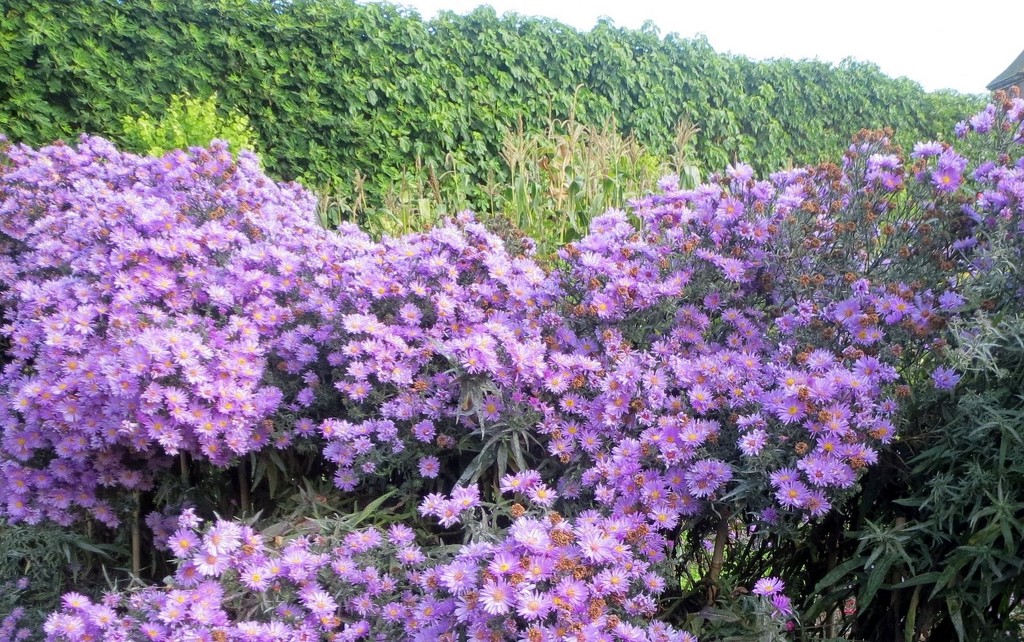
[0,0,982,203]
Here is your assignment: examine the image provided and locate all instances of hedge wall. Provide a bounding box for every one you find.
[0,0,983,202]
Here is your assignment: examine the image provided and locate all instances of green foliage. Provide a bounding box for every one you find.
[891,307,1024,641]
[118,92,259,156]
[803,145,1024,639]
[807,313,1024,641]
[314,108,700,258]
[0,522,128,638]
[682,599,794,642]
[488,111,691,256]
[0,0,982,213]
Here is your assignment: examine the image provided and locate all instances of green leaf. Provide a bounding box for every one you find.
[947,596,966,641]
[349,489,397,527]
[814,556,864,592]
[894,571,942,589]
[861,556,896,610]
[69,540,115,558]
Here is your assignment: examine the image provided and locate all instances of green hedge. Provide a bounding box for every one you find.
[0,0,983,204]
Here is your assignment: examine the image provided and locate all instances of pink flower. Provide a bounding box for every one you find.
[301,589,337,616]
[480,579,512,615]
[515,589,552,621]
[418,456,440,478]
[753,577,785,596]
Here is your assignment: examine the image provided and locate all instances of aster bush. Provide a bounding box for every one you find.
[3,93,1024,642]
[518,122,969,636]
[808,89,1024,641]
[0,135,342,526]
[0,578,32,642]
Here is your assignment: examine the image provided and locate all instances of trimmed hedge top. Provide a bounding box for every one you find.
[0,0,983,204]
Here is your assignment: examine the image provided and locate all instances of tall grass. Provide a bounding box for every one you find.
[314,111,701,259]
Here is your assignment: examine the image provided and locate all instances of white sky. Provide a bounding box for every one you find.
[384,0,1023,94]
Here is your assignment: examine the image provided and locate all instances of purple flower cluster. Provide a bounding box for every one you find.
[43,507,695,642]
[0,607,29,642]
[0,137,350,525]
[308,213,560,491]
[0,576,32,642]
[752,577,792,617]
[11,92,1024,640]
[542,148,954,523]
[953,91,1024,296]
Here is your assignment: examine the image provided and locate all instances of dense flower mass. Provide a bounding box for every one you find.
[6,91,1024,640]
[306,212,561,492]
[41,508,694,642]
[0,137,354,525]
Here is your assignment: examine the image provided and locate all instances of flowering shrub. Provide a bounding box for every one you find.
[302,213,560,493]
[42,507,695,642]
[0,136,342,525]
[806,89,1024,641]
[4,92,1024,641]
[0,578,32,642]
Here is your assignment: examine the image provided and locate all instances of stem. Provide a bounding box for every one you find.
[904,585,921,642]
[84,519,95,574]
[826,548,839,638]
[131,492,141,578]
[179,452,189,486]
[238,458,250,515]
[706,511,731,604]
[732,519,759,578]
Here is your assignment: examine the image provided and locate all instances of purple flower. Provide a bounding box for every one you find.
[418,456,440,478]
[658,175,680,191]
[911,141,943,158]
[969,104,996,133]
[932,366,961,390]
[753,577,785,596]
[776,480,811,508]
[804,490,832,517]
[771,593,794,617]
[938,290,965,311]
[168,529,200,558]
[526,484,557,506]
[738,429,768,456]
[686,459,732,498]
[479,579,512,615]
[449,485,480,511]
[515,588,552,621]
[595,568,631,596]
[439,560,477,596]
[203,521,241,556]
[300,589,337,616]
[60,593,92,611]
[577,527,616,563]
[238,564,272,592]
[932,165,962,193]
